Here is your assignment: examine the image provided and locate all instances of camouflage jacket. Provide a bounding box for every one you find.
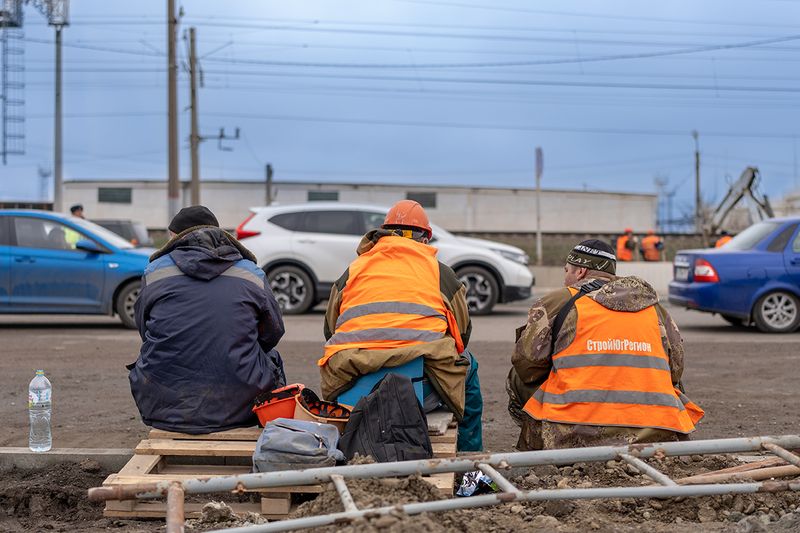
[508,274,688,450]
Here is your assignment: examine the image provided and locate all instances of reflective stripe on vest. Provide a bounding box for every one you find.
[336,301,447,329]
[318,236,462,366]
[523,287,704,433]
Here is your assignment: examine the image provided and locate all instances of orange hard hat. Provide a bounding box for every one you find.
[647,229,655,235]
[383,200,432,236]
[624,227,633,233]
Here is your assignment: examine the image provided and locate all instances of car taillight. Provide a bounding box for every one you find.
[236,213,261,240]
[694,258,719,283]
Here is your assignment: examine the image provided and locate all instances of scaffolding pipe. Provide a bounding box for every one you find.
[617,453,677,487]
[166,483,185,533]
[212,480,800,533]
[330,475,358,514]
[87,435,800,502]
[477,463,522,495]
[763,443,800,469]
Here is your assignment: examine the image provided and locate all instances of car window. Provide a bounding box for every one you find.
[363,212,386,231]
[12,217,88,251]
[767,223,798,252]
[793,229,800,253]
[68,217,134,249]
[269,212,305,232]
[302,211,363,235]
[724,221,782,251]
[0,216,10,245]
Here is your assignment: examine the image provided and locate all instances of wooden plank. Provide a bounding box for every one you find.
[135,439,256,457]
[432,442,456,458]
[117,453,163,476]
[148,427,262,441]
[430,426,457,444]
[104,499,135,512]
[158,464,252,476]
[426,411,454,436]
[104,501,262,519]
[678,465,800,485]
[426,472,455,493]
[260,493,291,515]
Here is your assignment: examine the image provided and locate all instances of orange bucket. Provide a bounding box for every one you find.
[252,383,305,427]
[293,388,351,433]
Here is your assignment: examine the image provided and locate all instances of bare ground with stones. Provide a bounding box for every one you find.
[0,306,798,532]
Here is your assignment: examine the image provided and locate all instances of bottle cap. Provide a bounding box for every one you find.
[35,370,44,376]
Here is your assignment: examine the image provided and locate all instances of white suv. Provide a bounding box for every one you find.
[236,203,534,315]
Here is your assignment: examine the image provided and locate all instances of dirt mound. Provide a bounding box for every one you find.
[184,501,268,532]
[0,461,113,531]
[287,454,800,533]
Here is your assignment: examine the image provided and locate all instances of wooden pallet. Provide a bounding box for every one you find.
[103,411,458,520]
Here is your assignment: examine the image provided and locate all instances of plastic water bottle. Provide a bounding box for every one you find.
[28,370,52,452]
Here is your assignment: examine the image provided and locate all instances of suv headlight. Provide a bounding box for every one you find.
[492,248,529,265]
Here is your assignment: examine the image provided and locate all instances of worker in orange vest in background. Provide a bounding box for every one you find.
[615,228,637,261]
[640,230,664,261]
[715,231,733,248]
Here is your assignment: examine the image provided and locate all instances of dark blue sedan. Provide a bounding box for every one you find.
[669,217,800,333]
[0,210,151,328]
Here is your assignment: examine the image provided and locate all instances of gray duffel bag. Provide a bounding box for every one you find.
[252,417,345,473]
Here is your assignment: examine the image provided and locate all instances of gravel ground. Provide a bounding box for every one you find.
[0,301,798,532]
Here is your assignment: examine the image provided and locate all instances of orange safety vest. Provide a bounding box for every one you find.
[640,235,662,262]
[616,235,634,261]
[524,288,704,433]
[318,236,464,367]
[715,235,732,248]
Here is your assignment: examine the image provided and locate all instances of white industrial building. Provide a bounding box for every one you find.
[63,179,657,233]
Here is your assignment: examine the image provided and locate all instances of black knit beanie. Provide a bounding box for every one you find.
[566,239,617,275]
[168,205,219,234]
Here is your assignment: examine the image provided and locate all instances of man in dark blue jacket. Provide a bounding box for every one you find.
[129,206,286,433]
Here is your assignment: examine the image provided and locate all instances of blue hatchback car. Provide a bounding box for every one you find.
[0,210,151,328]
[669,217,800,333]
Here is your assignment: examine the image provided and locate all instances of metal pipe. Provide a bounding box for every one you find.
[763,443,800,468]
[166,483,185,533]
[211,480,800,533]
[617,453,677,487]
[330,475,359,513]
[91,435,800,501]
[477,463,522,495]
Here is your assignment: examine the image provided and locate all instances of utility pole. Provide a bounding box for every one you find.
[535,147,543,266]
[53,26,63,212]
[188,27,200,205]
[167,0,180,219]
[693,130,701,235]
[265,163,274,206]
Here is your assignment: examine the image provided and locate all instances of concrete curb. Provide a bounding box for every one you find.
[0,447,133,472]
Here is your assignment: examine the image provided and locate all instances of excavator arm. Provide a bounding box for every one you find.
[706,167,774,235]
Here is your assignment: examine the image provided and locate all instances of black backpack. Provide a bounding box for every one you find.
[338,373,433,462]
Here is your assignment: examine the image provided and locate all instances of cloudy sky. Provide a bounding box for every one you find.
[1,0,799,219]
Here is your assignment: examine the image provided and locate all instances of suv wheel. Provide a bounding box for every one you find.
[267,265,314,315]
[456,265,498,316]
[753,291,800,333]
[116,281,141,329]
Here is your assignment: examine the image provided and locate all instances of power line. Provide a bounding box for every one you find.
[390,0,800,30]
[203,111,800,139]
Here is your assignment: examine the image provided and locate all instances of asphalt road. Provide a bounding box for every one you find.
[0,299,796,452]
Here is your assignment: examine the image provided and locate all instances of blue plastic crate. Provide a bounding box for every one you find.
[337,357,424,407]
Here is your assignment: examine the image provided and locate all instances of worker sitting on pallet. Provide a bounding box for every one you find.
[506,239,704,450]
[128,206,286,433]
[319,200,483,452]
